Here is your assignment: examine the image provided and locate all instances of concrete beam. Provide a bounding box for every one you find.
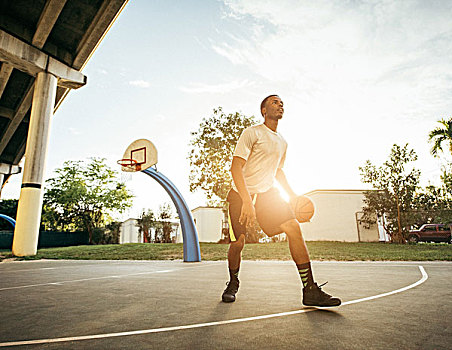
[0,0,128,169]
[0,30,47,78]
[1,86,68,161]
[32,0,68,48]
[54,1,128,112]
[0,29,87,89]
[48,57,87,89]
[0,0,67,114]
[0,62,13,99]
[0,84,34,154]
[0,163,21,196]
[0,163,21,175]
[0,106,14,120]
[13,140,27,165]
[73,0,128,69]
[54,86,70,111]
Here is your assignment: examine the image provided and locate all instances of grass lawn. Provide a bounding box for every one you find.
[1,241,451,262]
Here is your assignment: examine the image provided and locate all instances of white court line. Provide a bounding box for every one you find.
[0,261,184,274]
[0,265,428,348]
[0,263,126,274]
[0,263,220,292]
[0,271,173,291]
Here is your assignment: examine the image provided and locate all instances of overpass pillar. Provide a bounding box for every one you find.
[12,72,57,256]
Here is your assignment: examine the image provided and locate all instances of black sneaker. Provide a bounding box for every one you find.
[303,282,341,307]
[222,279,239,303]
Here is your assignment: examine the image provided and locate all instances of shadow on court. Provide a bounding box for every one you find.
[0,260,450,349]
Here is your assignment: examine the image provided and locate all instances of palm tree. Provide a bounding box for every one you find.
[428,118,452,157]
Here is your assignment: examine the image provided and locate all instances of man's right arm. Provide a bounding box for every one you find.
[231,156,255,227]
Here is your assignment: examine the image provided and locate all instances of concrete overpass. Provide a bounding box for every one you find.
[0,0,129,255]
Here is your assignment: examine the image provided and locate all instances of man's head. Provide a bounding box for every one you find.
[260,95,284,120]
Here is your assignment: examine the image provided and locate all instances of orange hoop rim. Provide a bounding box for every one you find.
[117,158,141,171]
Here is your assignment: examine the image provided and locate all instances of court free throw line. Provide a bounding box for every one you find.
[0,265,428,348]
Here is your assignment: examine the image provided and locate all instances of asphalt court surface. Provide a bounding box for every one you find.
[0,259,451,349]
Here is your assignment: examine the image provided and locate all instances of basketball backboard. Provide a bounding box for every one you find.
[119,139,158,172]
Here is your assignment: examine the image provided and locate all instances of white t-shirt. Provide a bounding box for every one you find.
[232,124,287,194]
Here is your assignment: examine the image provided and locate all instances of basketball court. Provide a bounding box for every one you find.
[0,259,450,349]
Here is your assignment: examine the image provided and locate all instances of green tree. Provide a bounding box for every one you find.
[154,203,174,243]
[136,209,157,243]
[436,163,452,223]
[359,144,421,243]
[104,221,122,244]
[413,163,452,225]
[188,107,258,205]
[43,158,133,243]
[412,184,452,227]
[428,118,452,157]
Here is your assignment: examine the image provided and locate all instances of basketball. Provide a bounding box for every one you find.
[291,195,315,223]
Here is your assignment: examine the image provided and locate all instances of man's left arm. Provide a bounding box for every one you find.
[276,168,297,201]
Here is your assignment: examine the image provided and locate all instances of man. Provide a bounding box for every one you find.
[222,94,341,307]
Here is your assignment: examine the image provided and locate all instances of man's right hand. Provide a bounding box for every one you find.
[239,200,256,228]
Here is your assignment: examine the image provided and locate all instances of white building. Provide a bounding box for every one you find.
[120,207,225,244]
[120,218,141,244]
[121,190,381,244]
[299,189,380,242]
[176,206,224,243]
[119,218,179,244]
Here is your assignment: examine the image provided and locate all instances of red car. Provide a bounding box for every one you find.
[408,224,452,243]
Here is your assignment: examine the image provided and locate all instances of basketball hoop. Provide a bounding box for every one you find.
[117,158,141,172]
[119,139,158,173]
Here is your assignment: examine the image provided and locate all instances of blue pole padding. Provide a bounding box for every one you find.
[0,214,16,228]
[142,168,201,262]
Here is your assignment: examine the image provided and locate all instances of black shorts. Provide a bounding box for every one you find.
[227,188,296,241]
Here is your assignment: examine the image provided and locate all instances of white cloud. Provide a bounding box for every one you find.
[206,0,452,192]
[179,79,253,94]
[216,0,452,120]
[129,80,151,88]
[68,127,81,136]
[211,42,248,65]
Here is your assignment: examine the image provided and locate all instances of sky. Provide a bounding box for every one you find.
[2,0,452,221]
